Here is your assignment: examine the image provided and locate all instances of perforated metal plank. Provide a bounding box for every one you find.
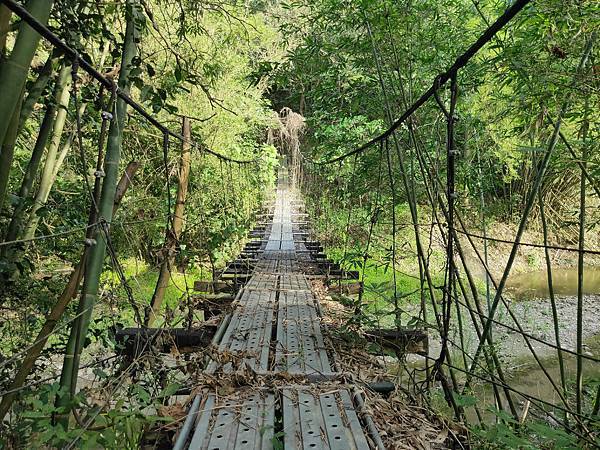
[295,242,308,253]
[276,291,333,375]
[285,292,311,373]
[234,393,270,450]
[254,260,278,272]
[279,274,311,291]
[262,250,296,260]
[265,240,280,251]
[297,390,327,448]
[259,396,275,450]
[338,390,370,448]
[205,296,258,373]
[275,290,288,373]
[188,392,275,450]
[190,167,382,448]
[245,274,279,290]
[282,390,301,449]
[288,292,329,374]
[188,395,216,449]
[280,240,295,251]
[207,286,276,374]
[281,389,371,450]
[278,259,294,274]
[225,291,261,368]
[319,392,354,450]
[206,399,237,449]
[245,290,276,371]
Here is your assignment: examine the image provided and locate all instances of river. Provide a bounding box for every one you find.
[505,265,600,300]
[403,265,600,422]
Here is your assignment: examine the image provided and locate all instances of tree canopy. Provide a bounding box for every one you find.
[0,0,598,447]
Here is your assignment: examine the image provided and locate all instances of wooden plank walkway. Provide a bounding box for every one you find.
[174,169,383,449]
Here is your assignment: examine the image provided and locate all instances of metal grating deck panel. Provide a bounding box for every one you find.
[206,288,276,374]
[275,290,332,375]
[281,389,370,450]
[175,167,383,449]
[188,391,275,450]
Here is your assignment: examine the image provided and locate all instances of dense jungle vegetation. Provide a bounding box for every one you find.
[0,0,598,448]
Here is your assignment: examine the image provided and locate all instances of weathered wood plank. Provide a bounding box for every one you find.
[364,328,429,355]
[115,327,216,356]
[193,280,234,293]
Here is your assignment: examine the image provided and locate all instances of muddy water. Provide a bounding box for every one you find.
[401,266,600,422]
[473,333,600,420]
[469,267,600,420]
[506,265,600,300]
[400,334,600,423]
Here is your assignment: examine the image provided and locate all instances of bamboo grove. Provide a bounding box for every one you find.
[0,0,599,448]
[1,0,277,446]
[292,0,599,446]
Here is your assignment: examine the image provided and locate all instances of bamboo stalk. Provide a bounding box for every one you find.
[453,268,496,421]
[22,61,72,240]
[56,0,140,421]
[403,86,515,416]
[537,192,567,397]
[364,17,462,418]
[3,40,108,248]
[465,37,594,387]
[576,96,589,419]
[428,167,517,415]
[0,85,24,211]
[0,0,54,146]
[2,74,61,248]
[0,162,139,421]
[18,54,56,131]
[410,118,519,418]
[0,4,10,55]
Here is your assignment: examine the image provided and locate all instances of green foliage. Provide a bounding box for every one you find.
[3,382,174,449]
[0,0,283,442]
[471,408,584,450]
[311,115,384,163]
[0,0,598,446]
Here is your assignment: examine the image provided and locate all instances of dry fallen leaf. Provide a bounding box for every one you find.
[158,403,186,421]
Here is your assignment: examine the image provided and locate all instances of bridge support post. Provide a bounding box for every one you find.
[145,115,192,327]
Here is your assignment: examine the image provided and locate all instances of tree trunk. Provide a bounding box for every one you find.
[0,0,54,146]
[0,162,139,422]
[22,62,71,240]
[145,116,191,326]
[57,0,140,416]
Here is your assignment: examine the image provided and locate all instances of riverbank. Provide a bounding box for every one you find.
[460,220,600,281]
[434,294,600,366]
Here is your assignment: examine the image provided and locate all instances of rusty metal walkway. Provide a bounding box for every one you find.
[173,168,383,449]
